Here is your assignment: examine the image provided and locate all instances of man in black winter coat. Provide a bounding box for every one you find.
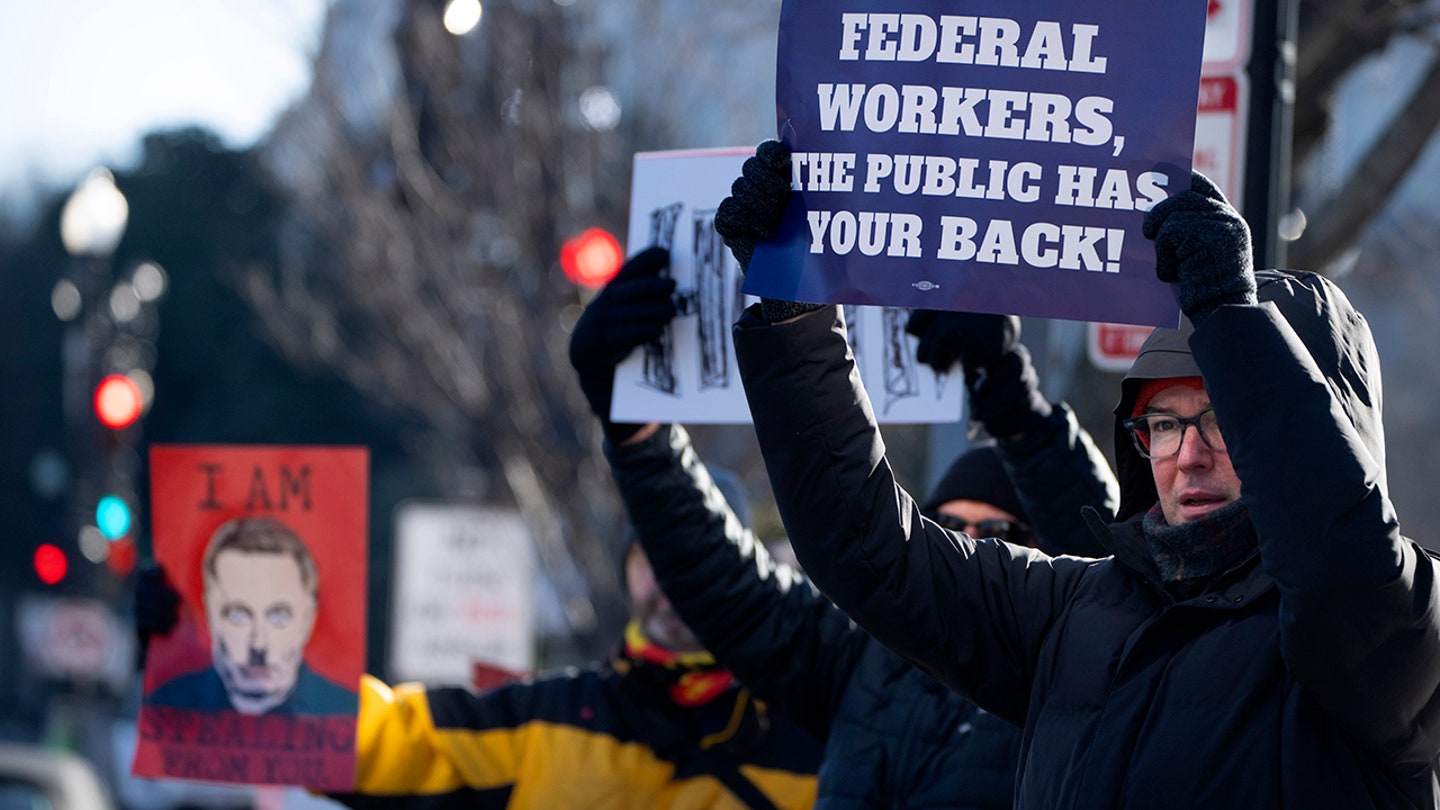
[568,248,1116,807]
[715,141,1440,808]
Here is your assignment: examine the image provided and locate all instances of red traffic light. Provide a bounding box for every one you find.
[34,544,68,585]
[561,228,624,288]
[94,374,143,429]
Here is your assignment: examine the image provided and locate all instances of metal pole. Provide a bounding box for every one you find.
[1242,0,1299,269]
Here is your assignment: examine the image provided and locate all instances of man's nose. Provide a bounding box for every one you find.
[248,624,269,659]
[1175,423,1212,468]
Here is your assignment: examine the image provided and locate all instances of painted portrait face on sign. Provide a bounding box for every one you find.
[201,517,319,715]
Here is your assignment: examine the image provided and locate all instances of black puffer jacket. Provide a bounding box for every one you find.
[605,410,1115,808]
[733,270,1440,809]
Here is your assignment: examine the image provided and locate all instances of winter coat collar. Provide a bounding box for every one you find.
[1082,505,1274,607]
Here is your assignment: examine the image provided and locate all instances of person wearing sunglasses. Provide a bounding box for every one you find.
[717,146,1440,808]
[921,444,1036,549]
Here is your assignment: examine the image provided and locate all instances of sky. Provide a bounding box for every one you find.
[0,0,328,209]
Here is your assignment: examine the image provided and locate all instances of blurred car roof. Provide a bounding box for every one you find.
[0,742,115,810]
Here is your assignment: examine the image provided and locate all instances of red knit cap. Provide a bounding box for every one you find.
[1131,376,1205,418]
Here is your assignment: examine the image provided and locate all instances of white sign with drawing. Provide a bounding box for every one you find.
[614,148,964,425]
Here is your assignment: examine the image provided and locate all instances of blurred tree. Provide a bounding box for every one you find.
[1291,0,1440,268]
[243,0,642,652]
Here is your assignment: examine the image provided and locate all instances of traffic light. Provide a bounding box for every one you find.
[93,374,143,429]
[34,544,69,586]
[561,228,624,288]
[95,494,133,540]
[84,372,145,581]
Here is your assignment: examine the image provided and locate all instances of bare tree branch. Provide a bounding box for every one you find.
[243,0,643,650]
[1292,45,1440,270]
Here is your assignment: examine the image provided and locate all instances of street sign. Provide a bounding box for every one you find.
[1193,74,1249,206]
[1088,322,1157,372]
[16,595,133,692]
[1202,0,1252,72]
[389,503,536,686]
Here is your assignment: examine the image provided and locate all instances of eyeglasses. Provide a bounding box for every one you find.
[927,512,1034,546]
[1121,407,1226,459]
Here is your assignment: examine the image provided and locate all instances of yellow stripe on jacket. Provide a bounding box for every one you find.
[353,674,818,809]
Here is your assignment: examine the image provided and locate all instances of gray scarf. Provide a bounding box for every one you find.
[1143,499,1256,592]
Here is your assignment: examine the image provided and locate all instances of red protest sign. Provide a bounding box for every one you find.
[134,445,368,792]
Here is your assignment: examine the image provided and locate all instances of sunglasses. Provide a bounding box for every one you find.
[926,512,1034,546]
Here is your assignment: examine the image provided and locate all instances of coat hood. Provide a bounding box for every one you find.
[1111,269,1385,521]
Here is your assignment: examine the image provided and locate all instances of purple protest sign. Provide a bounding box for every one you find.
[744,1,1209,327]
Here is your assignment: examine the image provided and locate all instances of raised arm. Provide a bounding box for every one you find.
[731,302,1090,718]
[566,241,870,737]
[605,424,869,738]
[1148,172,1440,769]
[904,310,1118,556]
[716,141,1094,716]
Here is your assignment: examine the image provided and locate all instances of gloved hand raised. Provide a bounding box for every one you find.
[714,140,793,273]
[905,310,1019,374]
[1142,171,1256,324]
[714,140,824,323]
[905,310,1052,439]
[568,247,677,443]
[134,562,181,670]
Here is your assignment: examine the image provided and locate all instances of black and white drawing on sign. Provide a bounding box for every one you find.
[642,202,685,395]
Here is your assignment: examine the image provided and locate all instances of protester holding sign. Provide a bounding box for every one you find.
[568,246,1116,807]
[716,140,1440,805]
[137,530,822,808]
[135,446,367,792]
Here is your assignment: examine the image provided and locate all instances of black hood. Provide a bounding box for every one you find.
[1110,269,1386,521]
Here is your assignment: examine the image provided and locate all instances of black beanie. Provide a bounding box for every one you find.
[920,444,1029,524]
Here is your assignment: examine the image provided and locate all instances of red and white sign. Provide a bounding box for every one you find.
[1202,0,1252,72]
[17,596,131,689]
[1193,74,1249,207]
[1088,322,1157,372]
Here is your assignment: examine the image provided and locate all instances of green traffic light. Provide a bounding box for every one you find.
[96,495,133,540]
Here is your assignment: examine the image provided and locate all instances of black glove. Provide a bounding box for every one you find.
[906,310,1019,373]
[134,562,181,670]
[714,140,824,323]
[568,247,677,443]
[905,310,1052,439]
[1142,171,1256,324]
[715,140,792,273]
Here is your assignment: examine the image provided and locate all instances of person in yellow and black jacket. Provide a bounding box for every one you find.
[135,539,822,810]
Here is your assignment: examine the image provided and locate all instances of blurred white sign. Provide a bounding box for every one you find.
[17,595,133,692]
[1193,74,1248,208]
[616,148,964,425]
[389,503,535,686]
[1202,0,1252,72]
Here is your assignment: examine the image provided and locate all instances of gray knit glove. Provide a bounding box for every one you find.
[1142,171,1256,324]
[715,140,825,322]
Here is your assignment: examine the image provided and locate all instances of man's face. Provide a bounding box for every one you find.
[624,545,704,654]
[1147,385,1242,525]
[203,549,316,715]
